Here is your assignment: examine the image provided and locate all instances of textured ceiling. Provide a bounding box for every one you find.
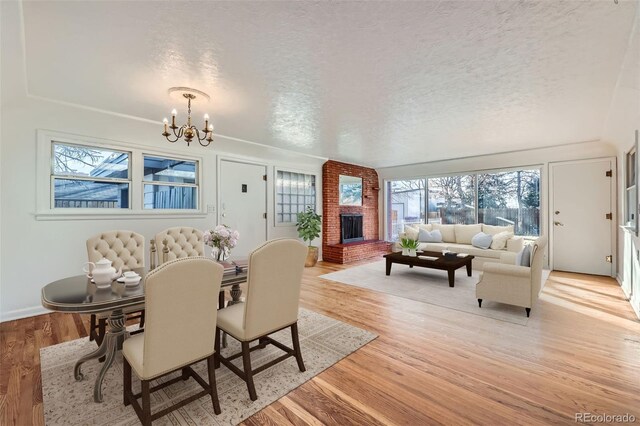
[21,0,637,167]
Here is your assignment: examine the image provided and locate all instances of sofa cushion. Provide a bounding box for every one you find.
[420,242,448,252]
[463,246,503,259]
[490,231,514,250]
[404,225,419,240]
[418,229,442,243]
[471,232,493,249]
[482,224,515,235]
[432,224,456,243]
[454,224,482,244]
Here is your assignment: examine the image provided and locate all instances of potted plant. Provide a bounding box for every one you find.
[296,206,322,267]
[399,237,420,257]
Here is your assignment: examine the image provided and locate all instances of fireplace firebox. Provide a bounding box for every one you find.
[340,214,364,244]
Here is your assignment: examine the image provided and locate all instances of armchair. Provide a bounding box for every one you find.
[476,236,547,317]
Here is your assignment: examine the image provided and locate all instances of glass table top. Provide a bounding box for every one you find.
[41,267,248,314]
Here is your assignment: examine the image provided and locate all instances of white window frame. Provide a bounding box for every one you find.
[142,153,200,211]
[36,130,206,220]
[273,167,318,227]
[50,141,132,210]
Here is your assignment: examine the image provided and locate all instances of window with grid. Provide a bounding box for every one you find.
[276,170,316,224]
[51,142,131,209]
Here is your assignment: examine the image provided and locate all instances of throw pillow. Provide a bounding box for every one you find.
[471,232,493,249]
[520,244,531,267]
[403,225,419,240]
[418,229,443,243]
[490,231,514,250]
[516,244,532,267]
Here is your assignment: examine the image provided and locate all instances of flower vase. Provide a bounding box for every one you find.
[402,248,409,256]
[408,248,417,257]
[211,247,226,262]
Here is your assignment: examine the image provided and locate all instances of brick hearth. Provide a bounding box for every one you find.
[322,160,391,264]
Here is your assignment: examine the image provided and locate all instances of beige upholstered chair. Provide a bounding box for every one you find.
[154,227,204,265]
[215,238,307,401]
[122,257,223,425]
[476,236,548,317]
[86,231,146,344]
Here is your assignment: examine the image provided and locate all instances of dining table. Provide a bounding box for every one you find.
[41,266,248,403]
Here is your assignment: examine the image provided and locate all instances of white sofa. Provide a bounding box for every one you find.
[396,223,524,271]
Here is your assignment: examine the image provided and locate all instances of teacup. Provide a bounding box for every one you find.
[124,276,141,286]
[123,271,139,279]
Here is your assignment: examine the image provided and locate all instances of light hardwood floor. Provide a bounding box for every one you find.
[1,258,639,425]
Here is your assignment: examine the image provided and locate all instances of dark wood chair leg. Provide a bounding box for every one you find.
[525,308,531,317]
[207,354,222,414]
[241,341,257,401]
[97,318,106,346]
[141,380,151,426]
[478,299,482,308]
[258,337,268,349]
[291,323,306,372]
[138,310,145,329]
[214,328,221,368]
[181,367,190,381]
[123,357,132,406]
[89,314,97,342]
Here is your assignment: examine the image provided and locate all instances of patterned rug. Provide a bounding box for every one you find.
[320,260,551,326]
[41,308,376,425]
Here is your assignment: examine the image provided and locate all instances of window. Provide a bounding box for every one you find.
[385,167,541,240]
[39,131,204,218]
[143,156,198,210]
[427,175,476,225]
[626,146,637,229]
[386,179,425,240]
[478,169,540,236]
[276,170,316,224]
[51,142,130,208]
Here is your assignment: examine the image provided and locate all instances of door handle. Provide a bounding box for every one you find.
[221,213,226,217]
[554,221,563,226]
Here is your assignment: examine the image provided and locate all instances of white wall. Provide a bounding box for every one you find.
[602,5,640,318]
[0,1,324,321]
[376,140,619,269]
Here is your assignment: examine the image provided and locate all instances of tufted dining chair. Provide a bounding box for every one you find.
[214,238,307,401]
[86,230,146,345]
[154,227,205,265]
[123,257,223,425]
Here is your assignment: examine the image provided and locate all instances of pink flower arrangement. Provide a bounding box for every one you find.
[203,225,239,260]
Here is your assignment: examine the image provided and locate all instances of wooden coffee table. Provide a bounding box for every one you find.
[384,251,475,287]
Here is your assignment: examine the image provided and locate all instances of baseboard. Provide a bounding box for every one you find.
[1,305,48,322]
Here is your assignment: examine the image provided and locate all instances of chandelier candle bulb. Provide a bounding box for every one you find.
[162,118,168,134]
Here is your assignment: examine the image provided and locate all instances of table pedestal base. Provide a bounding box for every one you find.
[74,309,126,403]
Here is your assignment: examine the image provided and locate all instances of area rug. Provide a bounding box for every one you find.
[41,308,376,425]
[320,260,551,326]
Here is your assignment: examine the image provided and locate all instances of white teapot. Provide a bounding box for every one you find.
[83,258,122,287]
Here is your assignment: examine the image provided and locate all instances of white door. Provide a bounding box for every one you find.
[551,159,614,276]
[219,160,267,259]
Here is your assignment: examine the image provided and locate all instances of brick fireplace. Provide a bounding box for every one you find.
[322,160,391,264]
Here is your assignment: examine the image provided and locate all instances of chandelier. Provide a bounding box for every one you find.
[162,87,213,147]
